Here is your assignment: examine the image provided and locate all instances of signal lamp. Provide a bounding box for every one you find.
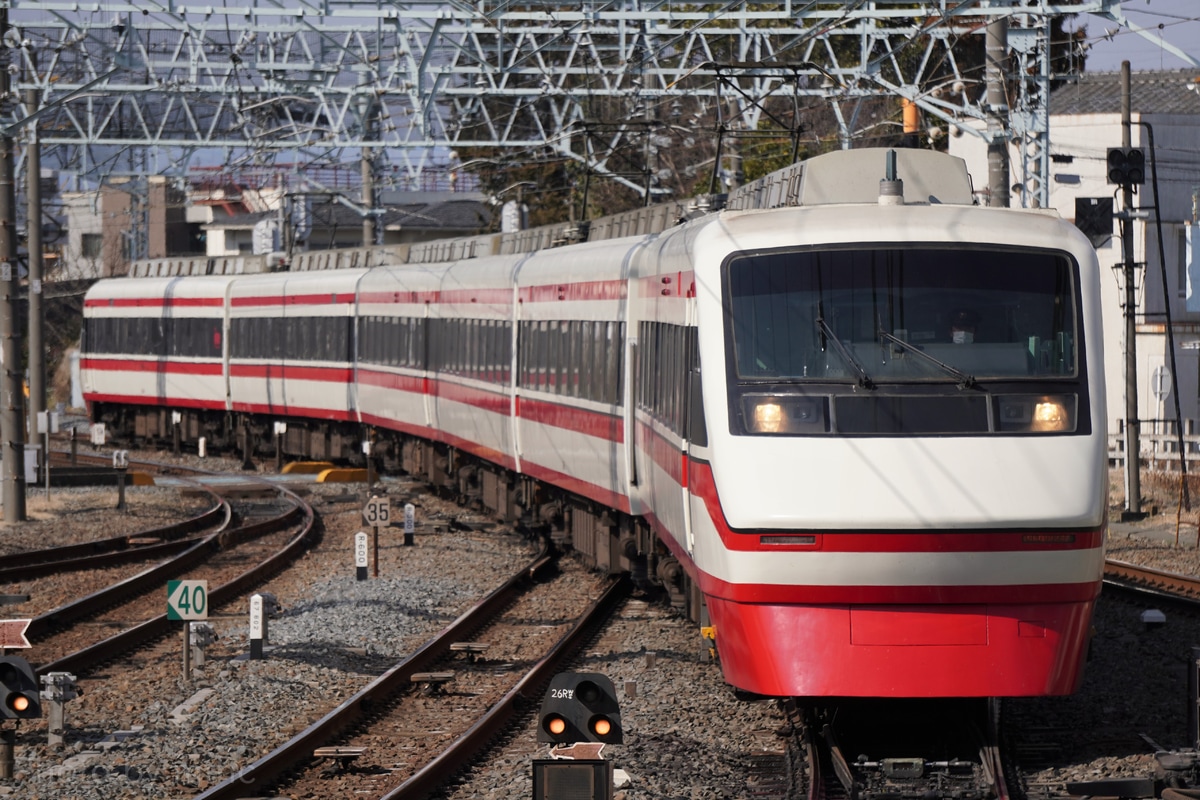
[545,714,567,737]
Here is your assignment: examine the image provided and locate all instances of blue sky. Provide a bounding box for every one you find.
[1079,0,1200,71]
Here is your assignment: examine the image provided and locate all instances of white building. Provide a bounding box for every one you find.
[950,68,1200,447]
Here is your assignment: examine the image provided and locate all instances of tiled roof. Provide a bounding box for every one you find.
[1050,68,1200,115]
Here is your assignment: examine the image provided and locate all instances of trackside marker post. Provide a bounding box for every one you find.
[41,671,79,747]
[364,493,388,577]
[249,594,266,659]
[167,580,208,680]
[355,532,368,580]
[404,503,415,547]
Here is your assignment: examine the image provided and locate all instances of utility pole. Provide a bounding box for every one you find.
[25,71,45,447]
[361,148,374,247]
[1120,61,1143,520]
[985,18,1010,208]
[0,5,27,523]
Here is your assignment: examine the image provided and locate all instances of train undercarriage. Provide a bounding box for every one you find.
[90,402,708,628]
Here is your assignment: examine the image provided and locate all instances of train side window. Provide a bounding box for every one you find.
[374,317,385,366]
[340,316,353,362]
[615,322,626,405]
[394,317,405,367]
[287,317,300,361]
[435,319,447,374]
[635,321,646,409]
[653,323,665,419]
[517,321,528,388]
[593,322,607,403]
[579,320,593,401]
[670,324,680,428]
[503,321,513,384]
[561,320,572,396]
[576,321,587,398]
[415,317,427,371]
[438,319,450,374]
[402,317,410,369]
[462,319,472,378]
[454,319,464,375]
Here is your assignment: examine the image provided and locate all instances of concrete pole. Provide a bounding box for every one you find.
[0,5,27,523]
[985,18,1010,208]
[26,80,45,440]
[361,147,375,247]
[1120,61,1143,519]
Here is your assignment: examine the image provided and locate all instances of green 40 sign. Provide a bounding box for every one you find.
[167,580,209,621]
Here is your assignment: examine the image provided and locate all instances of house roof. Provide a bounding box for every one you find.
[1050,68,1200,116]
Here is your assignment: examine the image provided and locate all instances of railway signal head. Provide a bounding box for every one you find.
[537,672,622,745]
[0,657,42,719]
[1106,147,1146,186]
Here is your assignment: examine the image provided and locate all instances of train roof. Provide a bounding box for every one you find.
[84,273,240,302]
[724,148,975,210]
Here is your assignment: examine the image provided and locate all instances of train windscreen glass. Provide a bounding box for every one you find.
[723,245,1084,436]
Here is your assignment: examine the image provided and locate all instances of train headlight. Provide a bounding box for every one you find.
[742,394,828,434]
[753,400,784,433]
[997,394,1077,433]
[1032,399,1069,432]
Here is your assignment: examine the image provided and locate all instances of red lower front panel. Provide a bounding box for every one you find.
[706,596,1095,698]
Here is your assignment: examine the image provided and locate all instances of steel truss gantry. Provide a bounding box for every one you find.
[0,1,1193,207]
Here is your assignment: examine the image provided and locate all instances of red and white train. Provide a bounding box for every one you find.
[81,148,1108,699]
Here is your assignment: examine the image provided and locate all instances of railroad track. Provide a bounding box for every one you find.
[1104,558,1200,602]
[29,489,312,676]
[0,495,225,580]
[192,544,628,800]
[3,452,320,678]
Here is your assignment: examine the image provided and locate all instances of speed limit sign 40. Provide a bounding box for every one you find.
[167,580,208,621]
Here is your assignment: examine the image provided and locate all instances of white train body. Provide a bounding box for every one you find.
[82,149,1107,698]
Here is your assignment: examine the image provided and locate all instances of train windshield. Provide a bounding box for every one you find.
[726,245,1077,383]
[723,245,1085,436]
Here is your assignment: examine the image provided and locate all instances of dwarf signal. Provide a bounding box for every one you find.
[0,656,41,719]
[537,672,622,745]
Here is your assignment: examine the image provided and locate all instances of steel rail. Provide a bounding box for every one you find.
[1104,558,1200,600]
[25,489,233,641]
[0,501,224,572]
[382,574,628,800]
[32,484,314,678]
[192,545,621,800]
[0,531,216,582]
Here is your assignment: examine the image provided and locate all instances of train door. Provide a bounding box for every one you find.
[681,324,702,557]
[422,299,436,436]
[510,280,524,475]
[625,337,642,493]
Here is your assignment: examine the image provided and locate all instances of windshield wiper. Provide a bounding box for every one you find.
[816,315,874,389]
[878,328,977,390]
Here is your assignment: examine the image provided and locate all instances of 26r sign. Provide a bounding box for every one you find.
[167,580,209,621]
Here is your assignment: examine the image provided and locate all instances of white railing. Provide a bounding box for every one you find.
[1110,419,1200,468]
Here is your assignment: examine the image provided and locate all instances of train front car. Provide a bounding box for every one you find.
[688,150,1107,699]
